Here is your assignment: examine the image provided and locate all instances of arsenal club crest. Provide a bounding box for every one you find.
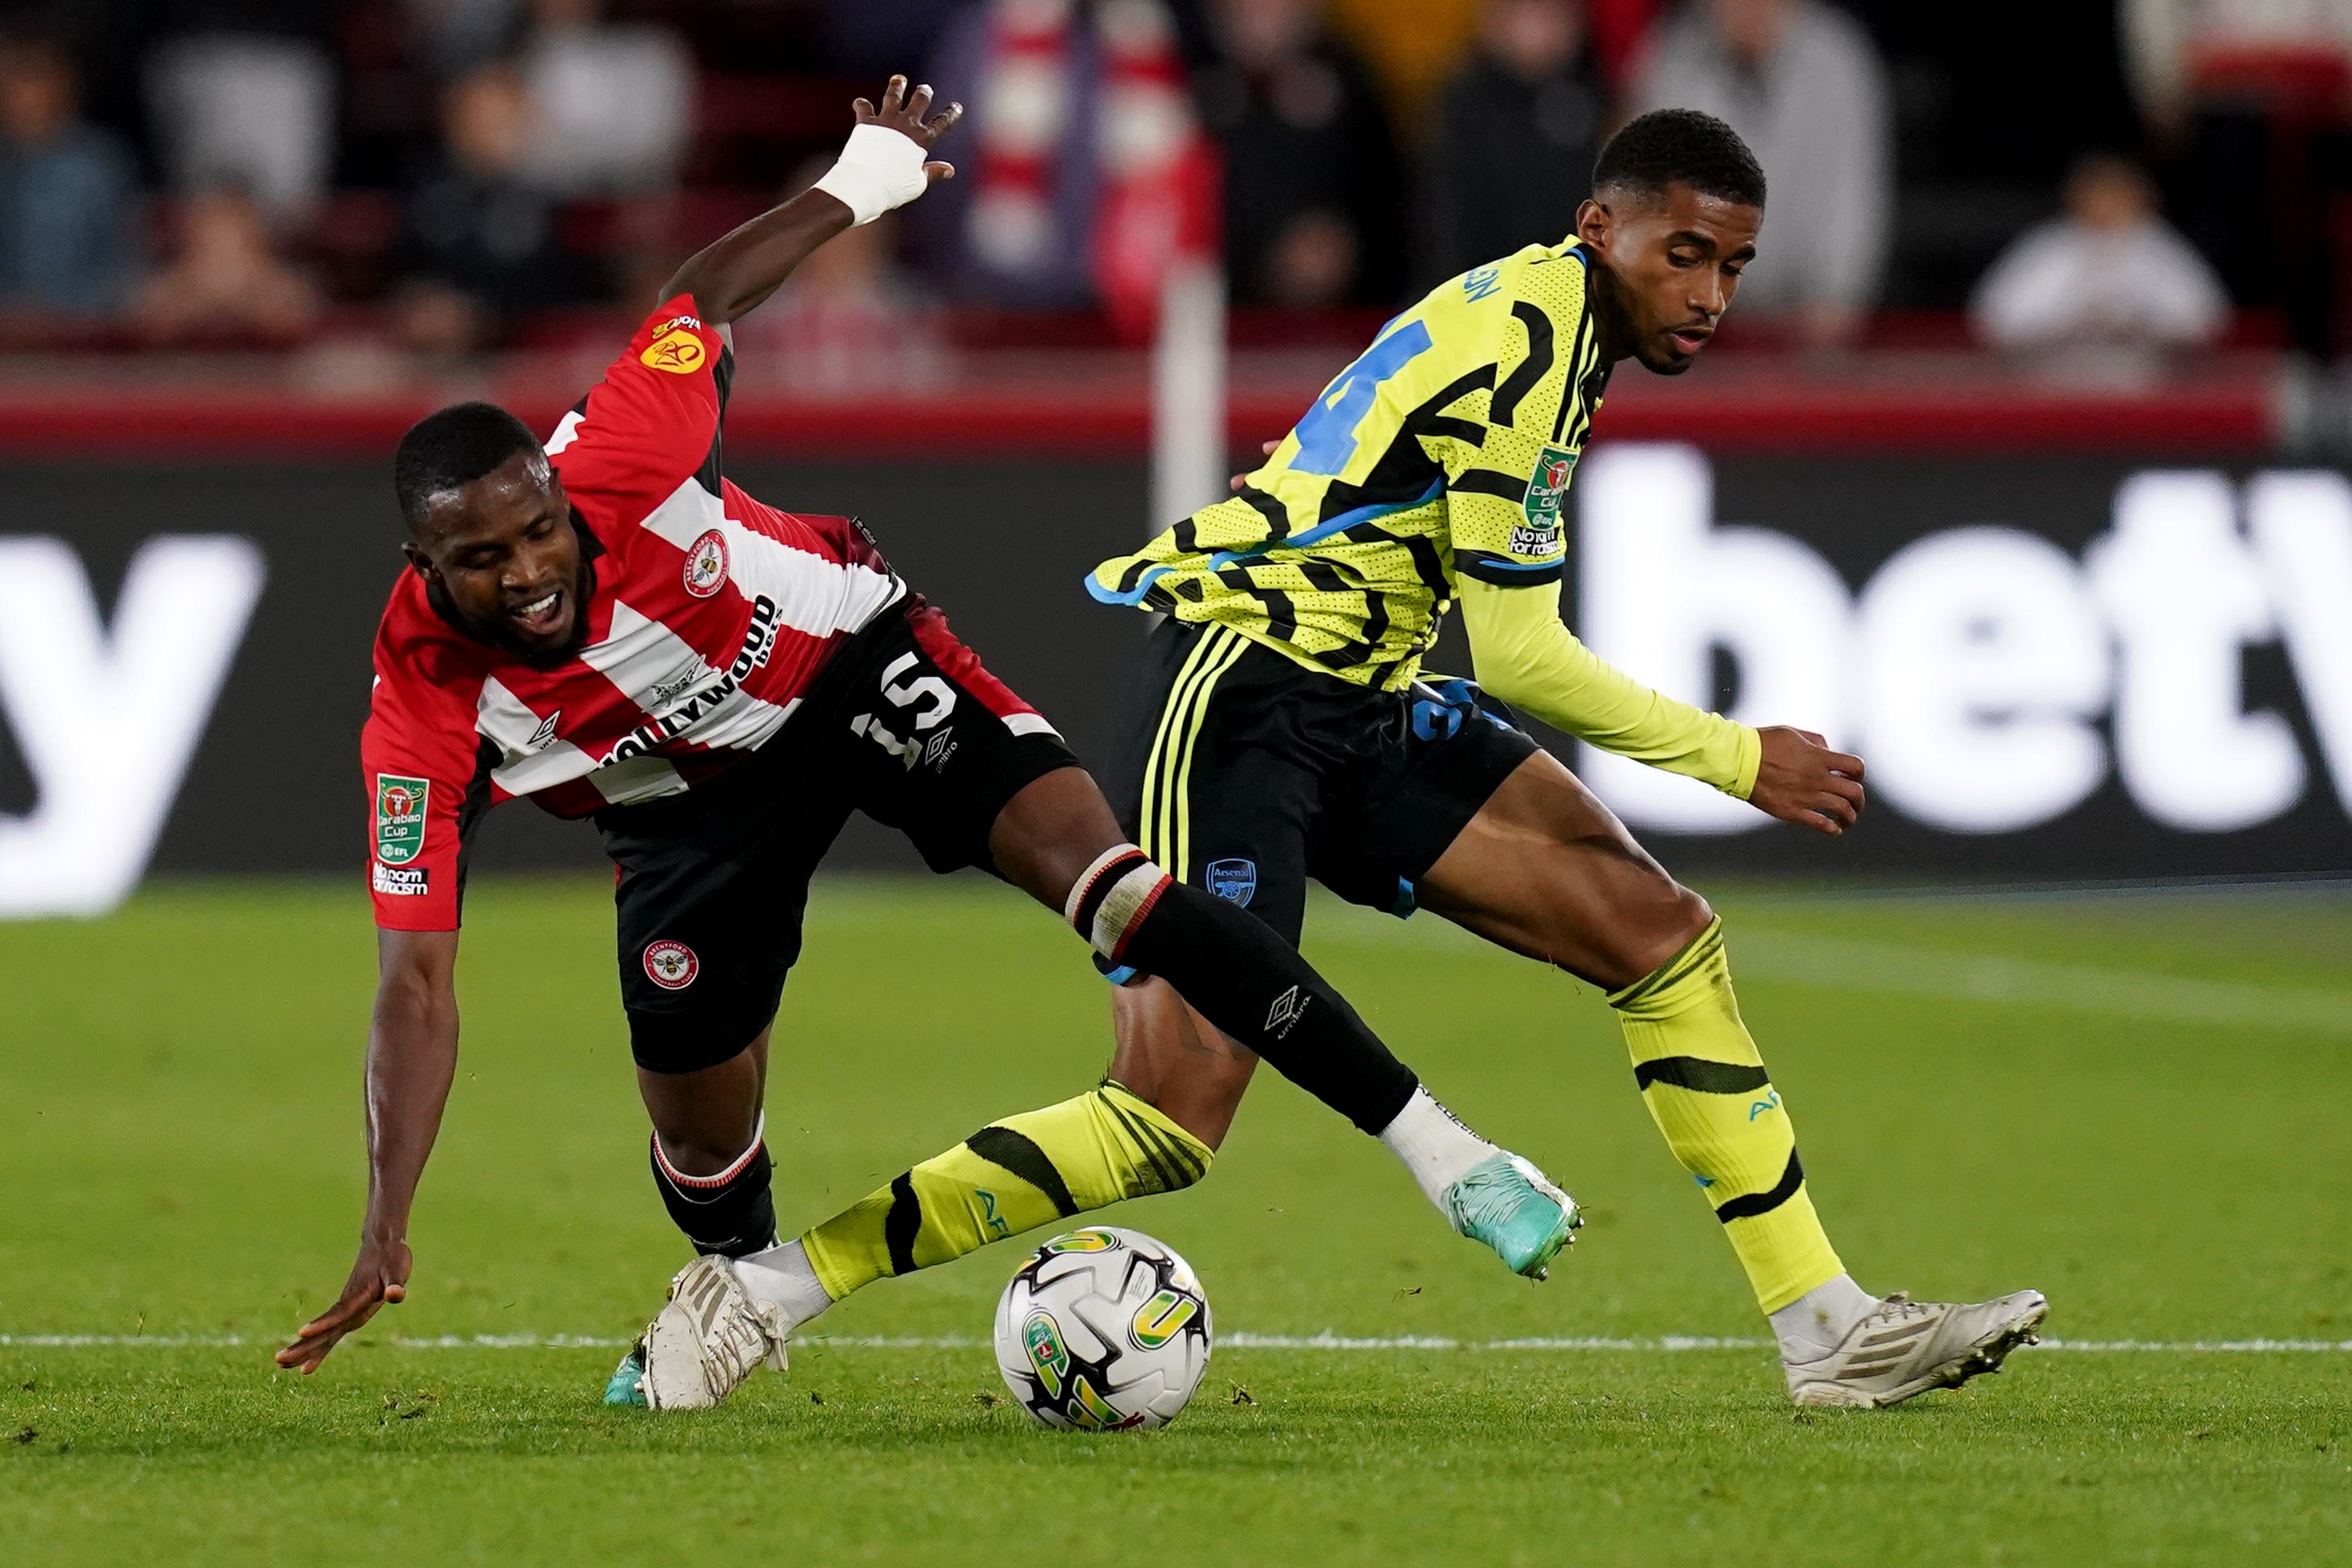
[683,529,729,597]
[643,939,700,990]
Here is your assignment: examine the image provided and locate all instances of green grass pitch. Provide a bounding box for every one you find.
[3,874,2348,1565]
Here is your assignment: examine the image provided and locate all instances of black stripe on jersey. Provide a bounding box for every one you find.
[1116,558,1157,593]
[1235,484,1292,542]
[1456,548,1565,588]
[453,733,499,921]
[1391,528,1452,600]
[1453,467,1529,504]
[1423,414,1486,446]
[693,344,738,498]
[1219,567,1298,640]
[1317,364,1498,524]
[1490,301,1556,428]
[1357,574,1392,652]
[1291,559,1354,593]
[1550,295,1598,444]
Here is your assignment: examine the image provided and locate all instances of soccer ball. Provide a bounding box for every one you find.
[993,1226,1211,1430]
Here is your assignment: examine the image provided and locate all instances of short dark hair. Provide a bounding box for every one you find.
[1592,108,1766,210]
[393,402,544,527]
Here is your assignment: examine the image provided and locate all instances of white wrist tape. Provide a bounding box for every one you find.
[810,122,931,226]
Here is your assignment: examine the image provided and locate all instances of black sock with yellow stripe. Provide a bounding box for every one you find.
[798,1082,1213,1302]
[1611,917,1843,1314]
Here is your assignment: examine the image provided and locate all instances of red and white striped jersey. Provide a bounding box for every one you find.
[362,296,904,930]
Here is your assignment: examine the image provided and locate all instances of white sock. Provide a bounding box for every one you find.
[1378,1086,1499,1211]
[729,1239,836,1336]
[1770,1273,1878,1360]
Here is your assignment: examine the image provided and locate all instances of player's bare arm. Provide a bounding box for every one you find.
[662,76,961,326]
[275,928,458,1373]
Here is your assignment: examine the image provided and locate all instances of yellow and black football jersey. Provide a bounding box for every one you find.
[1089,238,1608,691]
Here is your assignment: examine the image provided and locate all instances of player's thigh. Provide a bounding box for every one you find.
[1414,749,1711,990]
[1120,623,1317,942]
[599,769,848,1081]
[840,598,1091,892]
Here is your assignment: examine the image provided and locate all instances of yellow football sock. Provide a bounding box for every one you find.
[1610,917,1843,1314]
[799,1081,1213,1302]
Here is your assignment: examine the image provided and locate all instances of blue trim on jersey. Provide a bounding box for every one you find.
[1100,963,1140,986]
[1202,478,1446,571]
[1087,565,1173,607]
[1082,478,1445,606]
[1466,554,1566,572]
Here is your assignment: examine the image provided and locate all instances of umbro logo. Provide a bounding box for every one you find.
[526,709,561,750]
[1265,984,1310,1038]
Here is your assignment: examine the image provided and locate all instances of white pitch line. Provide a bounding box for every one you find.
[4,1332,2349,1353]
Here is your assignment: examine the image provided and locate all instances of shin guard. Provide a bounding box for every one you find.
[1065,846,1419,1133]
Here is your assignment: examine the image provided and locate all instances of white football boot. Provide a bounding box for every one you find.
[1784,1289,2048,1409]
[606,1256,788,1410]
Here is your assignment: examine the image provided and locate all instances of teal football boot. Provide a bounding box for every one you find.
[1443,1153,1581,1280]
[603,1342,650,1407]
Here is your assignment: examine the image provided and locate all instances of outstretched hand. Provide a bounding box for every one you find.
[1749,726,1865,837]
[853,75,963,186]
[274,1235,413,1375]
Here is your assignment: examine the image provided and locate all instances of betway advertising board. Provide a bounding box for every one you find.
[2,447,2347,918]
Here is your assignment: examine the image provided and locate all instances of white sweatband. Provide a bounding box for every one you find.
[810,121,932,226]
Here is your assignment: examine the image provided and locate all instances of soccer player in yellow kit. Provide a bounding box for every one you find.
[1076,108,2047,1408]
[762,109,2041,1409]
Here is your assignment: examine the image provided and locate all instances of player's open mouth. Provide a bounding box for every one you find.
[510,589,564,636]
[1667,327,1712,355]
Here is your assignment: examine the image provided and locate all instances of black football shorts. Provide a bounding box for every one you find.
[1102,618,1538,950]
[597,594,1078,1073]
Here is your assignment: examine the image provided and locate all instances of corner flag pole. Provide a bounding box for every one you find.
[1150,257,1227,536]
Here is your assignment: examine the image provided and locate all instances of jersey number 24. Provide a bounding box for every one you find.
[1289,319,1435,478]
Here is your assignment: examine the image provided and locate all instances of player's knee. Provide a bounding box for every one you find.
[1586,876,1713,990]
[1636,882,1715,976]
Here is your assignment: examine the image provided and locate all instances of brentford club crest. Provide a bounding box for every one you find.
[643,939,700,989]
[683,529,729,597]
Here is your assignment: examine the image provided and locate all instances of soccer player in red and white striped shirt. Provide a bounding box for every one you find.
[279,79,1578,1409]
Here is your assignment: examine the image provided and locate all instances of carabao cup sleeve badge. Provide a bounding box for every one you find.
[375,775,429,865]
[1522,444,1576,531]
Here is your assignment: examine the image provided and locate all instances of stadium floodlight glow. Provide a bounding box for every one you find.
[0,535,264,918]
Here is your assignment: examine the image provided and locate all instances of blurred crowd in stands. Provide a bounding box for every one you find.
[0,0,2345,370]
